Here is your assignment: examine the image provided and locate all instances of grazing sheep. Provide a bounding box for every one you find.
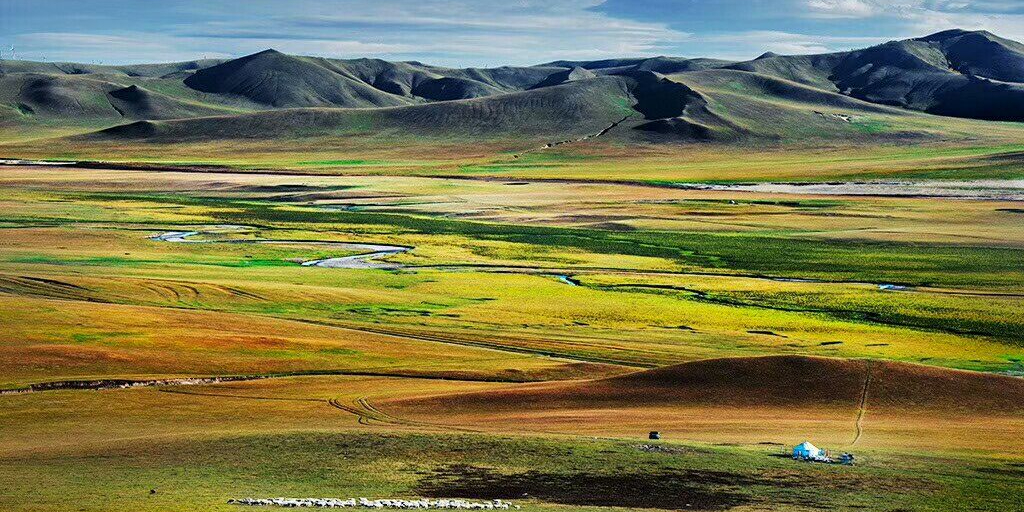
[228,497,516,509]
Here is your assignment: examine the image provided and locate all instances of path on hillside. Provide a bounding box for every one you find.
[153,388,484,432]
[514,113,634,158]
[852,360,874,446]
[153,388,481,431]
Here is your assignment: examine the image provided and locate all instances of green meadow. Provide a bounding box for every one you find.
[0,157,1022,512]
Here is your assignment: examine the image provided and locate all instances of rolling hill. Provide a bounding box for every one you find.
[385,355,1024,414]
[728,29,1024,122]
[2,29,1023,145]
[0,73,236,123]
[183,50,564,108]
[0,57,226,78]
[380,355,1024,449]
[84,67,945,145]
[92,75,641,142]
[183,50,413,108]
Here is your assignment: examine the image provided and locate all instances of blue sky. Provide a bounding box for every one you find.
[1,0,1022,65]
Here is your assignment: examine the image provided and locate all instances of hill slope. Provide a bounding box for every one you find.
[183,50,413,108]
[386,355,1024,414]
[92,76,641,142]
[728,29,1024,122]
[0,58,226,78]
[86,68,946,145]
[4,29,1024,146]
[381,355,1024,449]
[0,74,233,123]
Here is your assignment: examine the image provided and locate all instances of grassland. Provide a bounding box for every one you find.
[2,167,1021,373]
[3,37,1024,511]
[1,159,1022,512]
[1,375,1022,512]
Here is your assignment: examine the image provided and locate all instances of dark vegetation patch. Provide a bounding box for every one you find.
[747,199,843,209]
[974,464,1024,478]
[629,71,702,120]
[227,184,357,194]
[415,464,763,510]
[748,330,787,338]
[297,160,386,166]
[819,341,844,346]
[586,221,637,231]
[637,443,700,454]
[684,198,844,209]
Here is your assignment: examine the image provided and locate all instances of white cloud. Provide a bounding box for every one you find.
[11,32,232,63]
[695,31,886,59]
[174,0,690,65]
[798,0,1024,42]
[902,9,1024,41]
[805,0,881,18]
[6,0,1024,66]
[10,0,691,66]
[925,1,1024,13]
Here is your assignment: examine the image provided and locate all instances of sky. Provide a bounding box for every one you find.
[0,0,1022,66]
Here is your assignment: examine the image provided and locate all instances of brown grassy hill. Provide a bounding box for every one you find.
[390,355,867,411]
[389,355,1024,415]
[381,356,1024,450]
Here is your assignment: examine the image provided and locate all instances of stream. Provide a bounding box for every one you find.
[150,226,412,269]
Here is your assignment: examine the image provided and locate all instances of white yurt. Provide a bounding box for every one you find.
[792,441,821,459]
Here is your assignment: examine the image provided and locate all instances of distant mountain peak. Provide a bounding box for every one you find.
[918,28,996,42]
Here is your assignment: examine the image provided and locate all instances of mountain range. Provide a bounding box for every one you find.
[2,29,1022,145]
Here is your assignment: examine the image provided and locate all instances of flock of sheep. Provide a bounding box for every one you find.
[228,498,519,509]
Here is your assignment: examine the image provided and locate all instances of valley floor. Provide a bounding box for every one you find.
[0,159,1022,512]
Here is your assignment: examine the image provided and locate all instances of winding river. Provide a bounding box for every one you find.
[151,226,412,269]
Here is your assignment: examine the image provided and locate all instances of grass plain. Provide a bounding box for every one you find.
[0,144,1022,512]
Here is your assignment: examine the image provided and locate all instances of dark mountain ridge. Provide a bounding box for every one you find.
[726,29,1024,121]
[3,29,1023,144]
